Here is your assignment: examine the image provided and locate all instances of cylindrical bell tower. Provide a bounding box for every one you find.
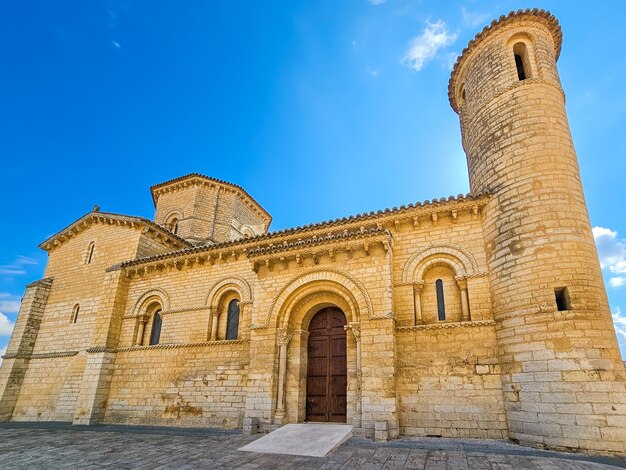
[449,9,626,454]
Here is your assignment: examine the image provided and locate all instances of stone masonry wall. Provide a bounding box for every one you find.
[9,224,172,422]
[396,325,507,438]
[104,343,249,428]
[453,13,626,455]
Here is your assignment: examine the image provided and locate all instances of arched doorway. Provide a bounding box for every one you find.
[306,307,347,422]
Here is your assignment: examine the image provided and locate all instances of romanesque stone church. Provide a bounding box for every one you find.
[1,9,625,456]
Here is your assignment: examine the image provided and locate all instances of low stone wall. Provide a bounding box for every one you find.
[12,354,85,422]
[396,322,508,439]
[103,341,249,428]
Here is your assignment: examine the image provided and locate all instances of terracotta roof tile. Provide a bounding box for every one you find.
[118,191,489,268]
[39,211,192,251]
[149,173,272,226]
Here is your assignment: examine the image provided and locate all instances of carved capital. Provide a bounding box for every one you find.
[344,322,361,342]
[277,328,294,346]
[412,281,425,292]
[455,277,468,290]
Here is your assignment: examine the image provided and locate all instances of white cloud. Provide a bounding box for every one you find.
[0,347,5,366]
[443,51,459,71]
[0,294,21,312]
[369,0,385,4]
[366,66,379,78]
[0,267,26,275]
[461,7,490,27]
[613,307,626,342]
[0,255,39,277]
[402,20,457,72]
[593,226,626,288]
[0,313,15,337]
[111,40,122,49]
[0,300,20,314]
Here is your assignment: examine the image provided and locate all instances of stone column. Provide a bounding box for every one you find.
[345,323,362,428]
[274,328,293,424]
[238,302,250,340]
[456,278,470,321]
[412,282,424,325]
[73,267,128,425]
[210,307,220,341]
[0,278,53,421]
[135,315,148,346]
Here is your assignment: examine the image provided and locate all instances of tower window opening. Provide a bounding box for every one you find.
[71,304,80,324]
[86,242,95,264]
[149,310,163,345]
[555,287,571,311]
[225,299,240,340]
[166,217,179,235]
[514,54,526,80]
[436,279,446,321]
[513,42,532,81]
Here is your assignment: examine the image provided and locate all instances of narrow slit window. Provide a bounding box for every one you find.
[226,299,240,340]
[149,310,162,345]
[555,287,571,311]
[514,54,526,80]
[436,279,446,321]
[87,242,95,264]
[513,42,532,81]
[71,304,80,323]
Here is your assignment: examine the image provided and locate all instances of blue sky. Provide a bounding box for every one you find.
[1,0,626,359]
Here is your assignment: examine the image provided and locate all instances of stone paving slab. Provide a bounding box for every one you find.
[239,423,353,457]
[0,422,624,469]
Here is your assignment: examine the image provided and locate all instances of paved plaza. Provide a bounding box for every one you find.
[0,422,624,469]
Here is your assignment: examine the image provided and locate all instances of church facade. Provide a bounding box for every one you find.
[1,9,625,455]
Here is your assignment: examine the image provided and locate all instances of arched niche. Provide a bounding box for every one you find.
[131,289,169,346]
[205,276,253,340]
[403,244,476,324]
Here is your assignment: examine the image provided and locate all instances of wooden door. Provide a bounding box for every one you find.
[306,307,347,422]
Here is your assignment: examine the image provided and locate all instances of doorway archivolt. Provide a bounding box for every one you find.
[271,275,366,427]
